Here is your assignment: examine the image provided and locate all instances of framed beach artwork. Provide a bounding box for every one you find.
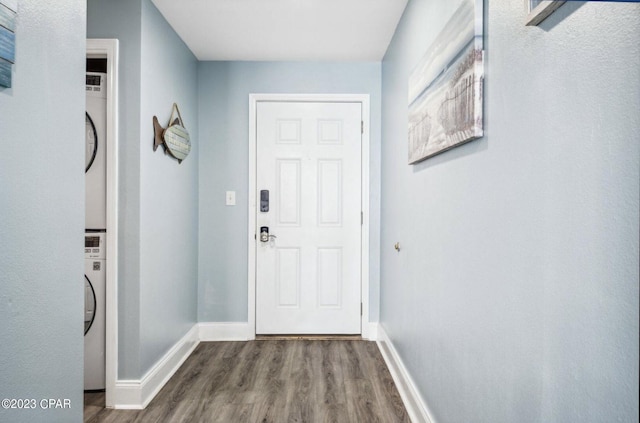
[408,0,484,164]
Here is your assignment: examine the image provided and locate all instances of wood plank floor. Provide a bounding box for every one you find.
[84,340,410,423]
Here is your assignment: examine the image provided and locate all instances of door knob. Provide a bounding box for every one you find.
[260,227,277,243]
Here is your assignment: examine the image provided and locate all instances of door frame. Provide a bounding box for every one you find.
[87,39,119,408]
[248,93,372,339]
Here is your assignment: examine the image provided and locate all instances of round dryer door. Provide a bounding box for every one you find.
[84,275,96,335]
[85,112,98,173]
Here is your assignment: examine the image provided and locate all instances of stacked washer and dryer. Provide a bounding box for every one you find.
[84,62,107,391]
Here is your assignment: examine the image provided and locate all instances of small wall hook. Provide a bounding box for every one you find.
[394,242,400,252]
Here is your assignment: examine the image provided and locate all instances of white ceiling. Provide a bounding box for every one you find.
[151,0,408,61]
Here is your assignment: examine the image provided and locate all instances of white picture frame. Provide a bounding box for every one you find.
[525,0,566,26]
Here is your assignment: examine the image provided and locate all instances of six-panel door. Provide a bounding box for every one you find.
[256,101,362,334]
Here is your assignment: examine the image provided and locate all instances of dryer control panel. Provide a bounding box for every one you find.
[85,233,106,260]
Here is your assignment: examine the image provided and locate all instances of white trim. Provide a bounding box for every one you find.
[525,0,566,26]
[364,322,378,341]
[248,94,371,337]
[248,97,257,339]
[359,97,371,340]
[113,325,200,409]
[86,38,119,409]
[198,322,254,341]
[376,324,435,423]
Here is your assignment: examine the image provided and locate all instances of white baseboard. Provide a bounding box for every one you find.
[376,325,435,423]
[113,324,200,409]
[198,322,254,341]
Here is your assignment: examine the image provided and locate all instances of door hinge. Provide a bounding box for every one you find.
[361,302,363,316]
[361,121,364,134]
[361,211,363,225]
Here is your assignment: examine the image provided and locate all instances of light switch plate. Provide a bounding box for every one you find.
[225,191,236,206]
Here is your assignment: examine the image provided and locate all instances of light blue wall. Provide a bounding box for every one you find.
[0,1,86,422]
[381,1,639,422]
[197,61,381,323]
[87,0,198,379]
[139,0,199,374]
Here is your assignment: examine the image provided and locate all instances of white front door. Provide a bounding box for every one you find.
[255,101,362,334]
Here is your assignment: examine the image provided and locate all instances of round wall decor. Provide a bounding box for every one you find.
[153,103,191,164]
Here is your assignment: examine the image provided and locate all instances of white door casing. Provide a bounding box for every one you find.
[87,39,118,408]
[253,99,365,334]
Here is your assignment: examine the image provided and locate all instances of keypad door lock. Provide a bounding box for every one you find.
[260,190,269,212]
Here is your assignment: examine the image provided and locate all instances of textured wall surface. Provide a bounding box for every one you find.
[380,1,639,422]
[197,61,381,323]
[0,1,86,421]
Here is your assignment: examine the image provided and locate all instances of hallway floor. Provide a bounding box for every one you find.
[84,340,410,422]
